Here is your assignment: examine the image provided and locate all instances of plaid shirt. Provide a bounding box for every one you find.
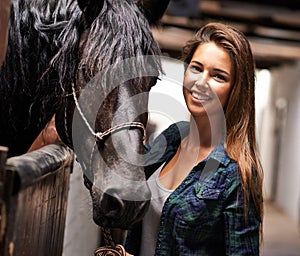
[126,122,260,256]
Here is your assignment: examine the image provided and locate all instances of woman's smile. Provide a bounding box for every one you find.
[190,89,211,103]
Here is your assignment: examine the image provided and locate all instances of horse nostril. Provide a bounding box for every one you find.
[100,191,125,216]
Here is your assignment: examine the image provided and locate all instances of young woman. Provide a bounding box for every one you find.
[125,22,264,255]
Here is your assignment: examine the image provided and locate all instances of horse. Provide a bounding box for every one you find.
[0,0,170,235]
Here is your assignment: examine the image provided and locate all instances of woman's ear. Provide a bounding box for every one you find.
[77,0,104,27]
[136,0,170,26]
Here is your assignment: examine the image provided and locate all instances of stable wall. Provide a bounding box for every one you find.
[269,61,300,223]
[258,60,300,224]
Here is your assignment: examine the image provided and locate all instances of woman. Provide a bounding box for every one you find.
[125,22,263,255]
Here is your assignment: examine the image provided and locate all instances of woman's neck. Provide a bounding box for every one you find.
[188,114,225,149]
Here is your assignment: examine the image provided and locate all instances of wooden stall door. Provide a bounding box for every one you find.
[0,144,74,256]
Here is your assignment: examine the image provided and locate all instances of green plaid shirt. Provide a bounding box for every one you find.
[126,122,260,256]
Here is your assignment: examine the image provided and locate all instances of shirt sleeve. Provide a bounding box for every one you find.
[223,172,261,256]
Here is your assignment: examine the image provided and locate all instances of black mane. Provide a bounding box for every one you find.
[0,0,74,156]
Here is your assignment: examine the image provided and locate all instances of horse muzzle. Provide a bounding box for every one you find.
[91,183,151,229]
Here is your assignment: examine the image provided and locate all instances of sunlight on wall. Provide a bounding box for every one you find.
[254,69,274,199]
[255,69,272,145]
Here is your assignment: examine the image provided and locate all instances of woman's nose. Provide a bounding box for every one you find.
[195,74,209,90]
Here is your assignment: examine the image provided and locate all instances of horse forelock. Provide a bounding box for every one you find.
[82,0,162,67]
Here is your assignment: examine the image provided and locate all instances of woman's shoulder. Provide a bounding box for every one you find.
[157,121,190,144]
[145,121,189,159]
[144,121,190,178]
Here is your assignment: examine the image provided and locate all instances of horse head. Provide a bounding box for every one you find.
[54,0,170,229]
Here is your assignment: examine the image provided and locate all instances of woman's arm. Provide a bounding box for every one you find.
[27,115,61,152]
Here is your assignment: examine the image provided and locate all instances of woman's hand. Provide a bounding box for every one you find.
[27,115,61,152]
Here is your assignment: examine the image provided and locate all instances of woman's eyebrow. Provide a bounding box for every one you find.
[214,68,231,77]
[190,60,202,65]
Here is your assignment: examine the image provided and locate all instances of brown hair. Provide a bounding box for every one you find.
[182,22,263,239]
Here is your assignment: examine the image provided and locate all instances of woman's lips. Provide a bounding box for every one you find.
[191,90,211,102]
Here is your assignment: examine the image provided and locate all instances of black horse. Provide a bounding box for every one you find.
[0,0,170,231]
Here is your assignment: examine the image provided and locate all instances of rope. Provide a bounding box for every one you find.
[101,226,114,246]
[71,83,146,141]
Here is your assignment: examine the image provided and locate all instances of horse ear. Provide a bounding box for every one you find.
[137,0,170,25]
[77,0,104,26]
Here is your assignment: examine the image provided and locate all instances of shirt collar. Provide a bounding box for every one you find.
[205,142,231,167]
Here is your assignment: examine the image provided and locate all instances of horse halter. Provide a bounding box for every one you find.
[71,83,146,143]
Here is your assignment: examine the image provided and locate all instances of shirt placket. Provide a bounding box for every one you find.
[154,166,201,255]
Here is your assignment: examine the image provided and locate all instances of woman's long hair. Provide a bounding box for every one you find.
[181,22,264,239]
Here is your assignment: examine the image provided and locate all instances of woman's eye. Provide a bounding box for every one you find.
[189,65,201,72]
[213,74,227,82]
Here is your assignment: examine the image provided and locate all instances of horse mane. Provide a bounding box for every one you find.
[0,0,74,155]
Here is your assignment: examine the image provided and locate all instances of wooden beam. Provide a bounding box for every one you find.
[153,26,300,61]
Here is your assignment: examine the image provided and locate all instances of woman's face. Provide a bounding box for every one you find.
[183,42,233,119]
